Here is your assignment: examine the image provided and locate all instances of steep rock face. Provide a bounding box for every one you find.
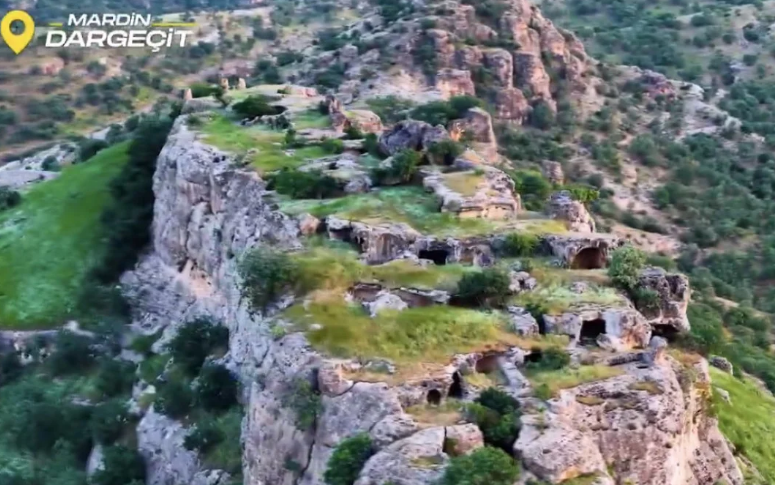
[635,267,691,333]
[515,357,743,485]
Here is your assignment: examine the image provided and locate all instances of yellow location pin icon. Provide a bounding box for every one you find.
[1,10,35,55]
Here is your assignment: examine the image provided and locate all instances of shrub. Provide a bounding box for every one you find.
[269,169,339,199]
[441,446,519,485]
[427,140,464,164]
[232,95,282,118]
[344,125,364,140]
[371,149,422,185]
[238,248,300,313]
[155,380,194,419]
[410,96,482,126]
[455,269,511,307]
[93,445,146,485]
[94,358,137,398]
[167,317,229,376]
[189,82,219,98]
[501,233,539,257]
[510,170,552,210]
[366,96,415,124]
[363,133,383,158]
[321,138,345,154]
[608,246,646,291]
[323,434,374,485]
[525,347,569,371]
[184,416,225,453]
[0,187,21,211]
[564,185,600,203]
[0,351,21,386]
[529,101,555,130]
[286,378,322,430]
[78,138,109,162]
[90,400,130,445]
[196,364,239,412]
[46,331,96,376]
[466,388,521,450]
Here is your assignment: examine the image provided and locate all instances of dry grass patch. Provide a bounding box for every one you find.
[406,401,464,427]
[528,365,625,399]
[628,380,663,395]
[575,395,606,406]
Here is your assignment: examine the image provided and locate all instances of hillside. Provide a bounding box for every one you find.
[1,0,775,484]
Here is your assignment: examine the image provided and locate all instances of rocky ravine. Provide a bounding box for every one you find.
[118,108,745,485]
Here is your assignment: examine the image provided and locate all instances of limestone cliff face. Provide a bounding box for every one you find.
[122,114,743,485]
[515,356,743,485]
[315,0,597,124]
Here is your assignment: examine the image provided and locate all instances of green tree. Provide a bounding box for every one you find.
[196,364,239,412]
[441,447,519,485]
[93,445,145,485]
[323,434,374,485]
[238,248,300,313]
[155,380,194,419]
[455,269,511,308]
[608,246,646,291]
[90,400,130,445]
[167,317,229,376]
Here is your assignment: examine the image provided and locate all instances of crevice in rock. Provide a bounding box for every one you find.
[449,372,464,399]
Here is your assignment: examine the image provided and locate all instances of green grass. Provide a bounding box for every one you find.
[284,300,519,365]
[440,171,485,197]
[201,114,328,173]
[280,187,498,237]
[0,142,130,328]
[294,244,474,293]
[527,365,624,399]
[711,367,775,484]
[511,284,626,315]
[293,109,330,130]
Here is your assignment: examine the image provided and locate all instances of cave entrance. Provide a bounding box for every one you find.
[419,249,449,266]
[448,372,464,399]
[651,324,679,343]
[579,319,606,346]
[524,349,543,364]
[475,354,500,374]
[571,247,606,270]
[427,389,442,406]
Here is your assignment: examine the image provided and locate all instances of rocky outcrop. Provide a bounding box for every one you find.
[542,305,652,351]
[542,233,624,269]
[507,306,540,336]
[138,407,232,485]
[355,427,448,485]
[435,69,476,98]
[325,216,423,264]
[710,356,733,374]
[449,108,498,163]
[542,161,564,185]
[378,120,450,155]
[547,190,596,233]
[422,167,521,219]
[515,357,743,485]
[634,267,691,333]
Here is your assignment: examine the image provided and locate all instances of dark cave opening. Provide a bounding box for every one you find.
[571,247,606,270]
[448,372,464,399]
[418,249,449,266]
[524,349,543,364]
[427,389,442,406]
[579,318,607,345]
[651,324,679,343]
[475,354,500,374]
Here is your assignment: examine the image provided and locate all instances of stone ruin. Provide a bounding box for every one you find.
[541,233,624,269]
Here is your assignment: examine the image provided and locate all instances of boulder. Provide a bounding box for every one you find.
[298,213,321,236]
[378,120,449,156]
[710,355,733,375]
[183,88,193,101]
[634,267,691,333]
[370,414,420,449]
[507,306,540,337]
[355,427,448,485]
[449,107,498,163]
[547,190,596,233]
[325,216,422,264]
[347,110,384,134]
[508,271,537,294]
[444,424,484,456]
[363,291,409,317]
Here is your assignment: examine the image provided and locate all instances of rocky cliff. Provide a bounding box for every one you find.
[119,103,745,485]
